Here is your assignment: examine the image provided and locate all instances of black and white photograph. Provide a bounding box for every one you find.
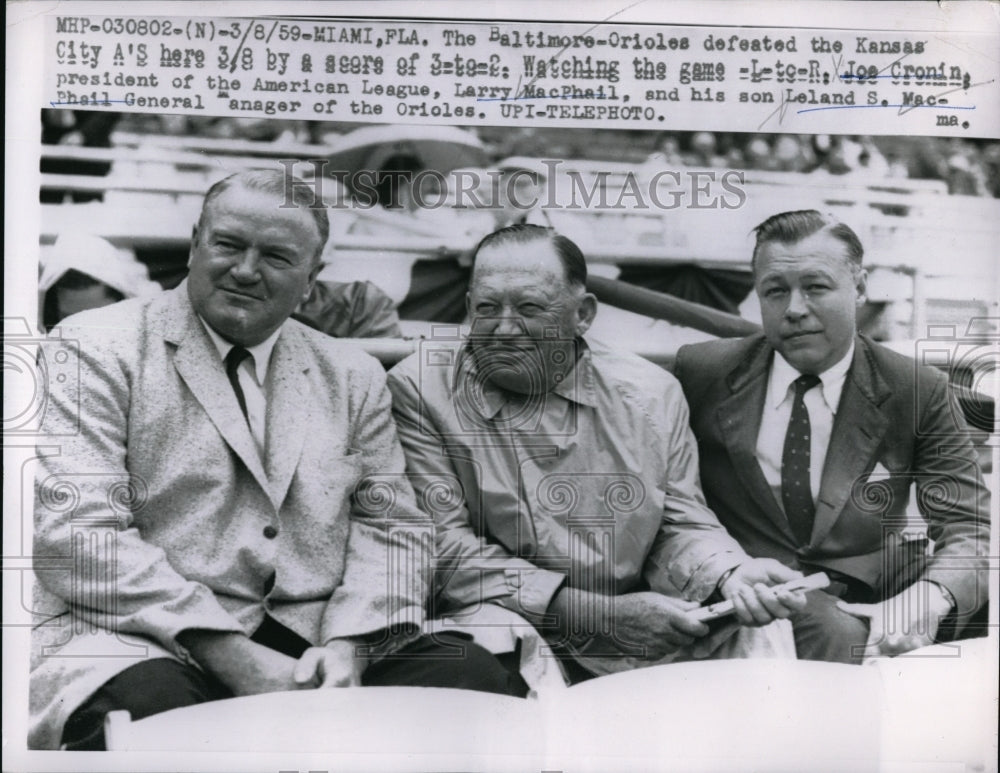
[5,2,998,771]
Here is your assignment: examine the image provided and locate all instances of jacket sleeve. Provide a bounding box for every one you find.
[318,362,431,653]
[912,369,991,617]
[294,281,402,340]
[641,374,747,602]
[386,366,566,626]
[348,282,403,339]
[33,327,244,661]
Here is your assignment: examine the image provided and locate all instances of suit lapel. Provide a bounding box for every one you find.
[263,329,311,509]
[811,338,891,547]
[161,284,271,494]
[715,338,794,539]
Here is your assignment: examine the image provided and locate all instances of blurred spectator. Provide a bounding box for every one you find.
[809,136,890,180]
[724,147,747,169]
[374,154,425,211]
[983,143,1000,198]
[365,153,487,242]
[40,109,121,203]
[293,280,402,339]
[855,137,890,178]
[492,126,554,159]
[943,140,988,196]
[491,164,552,229]
[643,134,684,167]
[40,233,161,331]
[685,131,724,167]
[884,148,911,179]
[772,135,805,172]
[744,136,773,170]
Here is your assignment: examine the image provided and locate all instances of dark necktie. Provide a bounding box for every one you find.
[781,374,821,545]
[224,346,252,424]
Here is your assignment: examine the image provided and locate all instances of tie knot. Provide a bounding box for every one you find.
[793,374,821,396]
[225,345,252,375]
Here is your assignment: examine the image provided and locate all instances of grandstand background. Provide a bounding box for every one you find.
[39,111,1000,363]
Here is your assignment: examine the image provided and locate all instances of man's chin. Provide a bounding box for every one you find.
[777,346,829,375]
[485,372,545,397]
[203,311,267,346]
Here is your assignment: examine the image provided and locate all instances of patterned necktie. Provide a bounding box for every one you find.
[781,374,821,545]
[224,346,252,424]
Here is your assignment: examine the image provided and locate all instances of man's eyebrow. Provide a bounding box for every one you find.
[517,293,556,304]
[798,267,838,279]
[206,225,248,241]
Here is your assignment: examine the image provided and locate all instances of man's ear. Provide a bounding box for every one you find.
[855,268,869,307]
[574,292,598,336]
[187,225,199,267]
[303,260,325,301]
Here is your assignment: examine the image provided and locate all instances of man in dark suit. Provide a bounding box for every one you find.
[674,210,989,664]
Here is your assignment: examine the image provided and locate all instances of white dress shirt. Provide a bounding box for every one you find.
[755,343,855,513]
[199,317,282,459]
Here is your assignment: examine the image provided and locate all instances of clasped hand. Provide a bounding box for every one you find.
[292,640,366,688]
[718,558,809,626]
[179,631,365,696]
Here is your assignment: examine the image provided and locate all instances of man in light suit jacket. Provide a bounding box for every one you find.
[30,170,523,751]
[674,210,990,664]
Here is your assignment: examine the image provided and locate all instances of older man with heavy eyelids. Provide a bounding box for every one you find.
[388,224,807,682]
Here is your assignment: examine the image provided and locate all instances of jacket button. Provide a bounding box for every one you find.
[263,525,278,539]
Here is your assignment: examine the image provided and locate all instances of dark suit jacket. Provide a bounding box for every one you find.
[674,334,989,616]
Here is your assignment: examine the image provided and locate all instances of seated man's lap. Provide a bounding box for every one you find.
[791,589,869,665]
[364,632,530,697]
[62,626,526,750]
[62,658,231,750]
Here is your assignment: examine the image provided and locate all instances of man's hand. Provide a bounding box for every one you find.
[547,588,710,660]
[720,559,808,626]
[177,630,300,696]
[609,592,710,660]
[293,640,367,688]
[838,581,952,661]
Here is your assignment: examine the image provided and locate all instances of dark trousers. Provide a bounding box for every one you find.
[791,546,983,665]
[62,618,528,750]
[790,587,870,665]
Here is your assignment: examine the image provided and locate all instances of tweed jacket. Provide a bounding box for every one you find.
[29,283,430,748]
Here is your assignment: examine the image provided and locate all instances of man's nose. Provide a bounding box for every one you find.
[784,288,809,319]
[229,250,262,282]
[493,310,527,337]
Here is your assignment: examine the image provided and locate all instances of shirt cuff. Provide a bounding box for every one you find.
[326,623,423,663]
[925,580,957,614]
[498,567,567,626]
[682,552,745,603]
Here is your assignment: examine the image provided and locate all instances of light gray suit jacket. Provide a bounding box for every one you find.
[30,283,430,749]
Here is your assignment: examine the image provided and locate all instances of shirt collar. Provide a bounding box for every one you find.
[197,316,282,385]
[456,337,599,420]
[767,340,855,413]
